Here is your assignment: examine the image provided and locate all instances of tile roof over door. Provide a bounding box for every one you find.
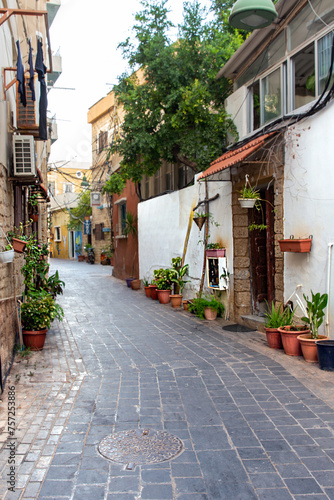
[198,132,277,180]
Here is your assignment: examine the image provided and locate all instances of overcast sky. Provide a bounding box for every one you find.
[48,0,212,167]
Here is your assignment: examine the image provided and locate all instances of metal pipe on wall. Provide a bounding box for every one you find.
[326,242,334,338]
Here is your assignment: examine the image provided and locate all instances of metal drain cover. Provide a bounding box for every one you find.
[98,429,183,466]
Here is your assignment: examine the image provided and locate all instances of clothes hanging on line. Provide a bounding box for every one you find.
[35,39,48,140]
[16,40,26,107]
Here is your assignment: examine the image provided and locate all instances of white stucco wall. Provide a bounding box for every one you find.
[283,102,334,336]
[138,176,233,300]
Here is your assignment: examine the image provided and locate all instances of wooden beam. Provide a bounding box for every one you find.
[193,193,219,211]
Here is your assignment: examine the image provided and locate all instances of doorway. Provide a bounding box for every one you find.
[249,186,275,314]
[69,230,75,259]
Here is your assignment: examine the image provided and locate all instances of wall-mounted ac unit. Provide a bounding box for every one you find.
[13,135,36,177]
[91,192,101,207]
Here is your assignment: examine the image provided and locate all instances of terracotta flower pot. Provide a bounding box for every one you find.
[78,255,85,262]
[204,307,217,321]
[131,279,141,290]
[183,300,189,311]
[149,284,158,300]
[144,286,152,298]
[22,328,48,351]
[278,326,310,356]
[170,294,183,308]
[278,238,312,253]
[30,213,39,223]
[12,238,26,254]
[265,327,283,349]
[297,334,329,363]
[157,289,171,304]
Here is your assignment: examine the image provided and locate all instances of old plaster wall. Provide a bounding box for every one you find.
[138,177,233,307]
[283,107,334,337]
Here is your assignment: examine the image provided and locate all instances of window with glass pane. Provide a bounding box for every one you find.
[292,44,315,110]
[249,81,260,131]
[261,68,282,125]
[120,202,127,235]
[288,0,334,52]
[318,33,334,94]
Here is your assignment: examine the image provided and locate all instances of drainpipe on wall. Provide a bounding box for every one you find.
[326,242,334,338]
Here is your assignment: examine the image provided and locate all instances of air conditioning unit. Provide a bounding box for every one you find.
[90,192,101,207]
[13,135,36,177]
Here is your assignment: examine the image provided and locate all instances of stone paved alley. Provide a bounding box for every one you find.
[1,259,334,499]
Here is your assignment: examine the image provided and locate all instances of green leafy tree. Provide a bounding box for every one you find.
[108,0,243,185]
[67,190,92,231]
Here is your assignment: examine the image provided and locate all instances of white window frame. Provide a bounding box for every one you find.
[54,226,61,242]
[246,24,334,133]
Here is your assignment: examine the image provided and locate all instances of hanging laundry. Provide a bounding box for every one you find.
[28,40,35,101]
[16,40,26,107]
[35,39,47,140]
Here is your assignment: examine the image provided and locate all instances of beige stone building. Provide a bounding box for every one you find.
[0,0,61,380]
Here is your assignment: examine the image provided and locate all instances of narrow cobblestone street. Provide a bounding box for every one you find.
[1,259,334,499]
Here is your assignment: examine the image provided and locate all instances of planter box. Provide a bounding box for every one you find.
[206,249,226,258]
[278,238,312,253]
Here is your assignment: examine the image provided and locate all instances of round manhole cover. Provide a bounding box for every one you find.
[98,429,183,466]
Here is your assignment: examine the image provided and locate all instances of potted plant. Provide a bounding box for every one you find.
[238,184,260,209]
[278,323,310,356]
[7,222,30,253]
[264,301,294,349]
[0,242,14,264]
[193,211,209,231]
[297,291,329,362]
[170,262,189,308]
[100,244,113,265]
[142,278,152,298]
[206,243,226,258]
[76,244,84,262]
[28,192,39,222]
[153,268,176,304]
[188,295,224,320]
[20,290,64,351]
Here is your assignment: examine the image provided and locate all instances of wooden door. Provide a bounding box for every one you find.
[249,186,275,313]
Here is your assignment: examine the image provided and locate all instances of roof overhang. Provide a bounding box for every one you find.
[198,132,277,181]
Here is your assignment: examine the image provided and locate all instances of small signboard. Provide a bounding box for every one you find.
[84,219,91,235]
[91,192,101,207]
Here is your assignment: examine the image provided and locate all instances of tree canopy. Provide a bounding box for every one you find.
[67,190,92,231]
[106,0,243,188]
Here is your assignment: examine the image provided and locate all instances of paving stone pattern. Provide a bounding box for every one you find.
[1,259,334,499]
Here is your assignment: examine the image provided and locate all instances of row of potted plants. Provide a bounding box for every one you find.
[264,291,332,370]
[127,256,226,321]
[3,224,65,351]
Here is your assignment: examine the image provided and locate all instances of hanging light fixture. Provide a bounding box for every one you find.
[229,0,278,30]
[81,175,90,188]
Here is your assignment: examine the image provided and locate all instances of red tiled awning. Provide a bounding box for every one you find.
[198,132,276,180]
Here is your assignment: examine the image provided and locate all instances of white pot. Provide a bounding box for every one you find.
[0,249,14,264]
[238,198,257,209]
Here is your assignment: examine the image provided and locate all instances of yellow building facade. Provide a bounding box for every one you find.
[48,161,91,259]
